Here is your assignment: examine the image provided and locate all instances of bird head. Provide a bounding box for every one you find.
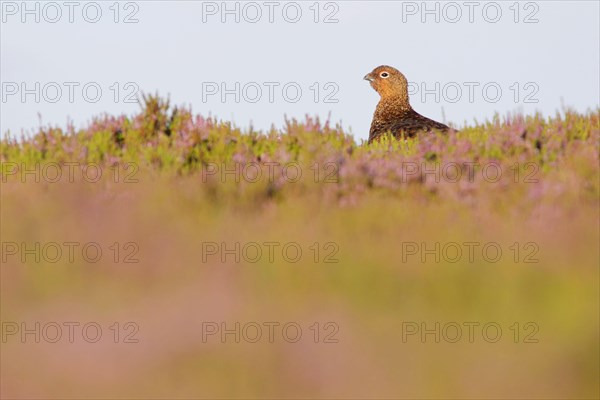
[364,65,409,100]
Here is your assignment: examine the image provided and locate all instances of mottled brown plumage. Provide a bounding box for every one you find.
[364,65,451,144]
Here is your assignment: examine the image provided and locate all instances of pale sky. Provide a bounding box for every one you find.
[1,1,599,141]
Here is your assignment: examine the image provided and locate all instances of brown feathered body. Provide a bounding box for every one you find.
[365,65,451,144]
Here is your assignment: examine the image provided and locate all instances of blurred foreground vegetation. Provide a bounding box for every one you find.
[1,98,598,399]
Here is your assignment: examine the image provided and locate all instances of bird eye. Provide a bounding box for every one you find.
[380,72,389,78]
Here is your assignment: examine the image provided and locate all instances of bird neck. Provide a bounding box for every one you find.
[376,94,412,116]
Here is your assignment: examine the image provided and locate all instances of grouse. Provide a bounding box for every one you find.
[364,65,451,144]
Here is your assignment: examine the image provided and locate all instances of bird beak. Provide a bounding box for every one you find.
[364,73,375,82]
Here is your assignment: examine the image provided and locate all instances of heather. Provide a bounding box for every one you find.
[1,97,599,399]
